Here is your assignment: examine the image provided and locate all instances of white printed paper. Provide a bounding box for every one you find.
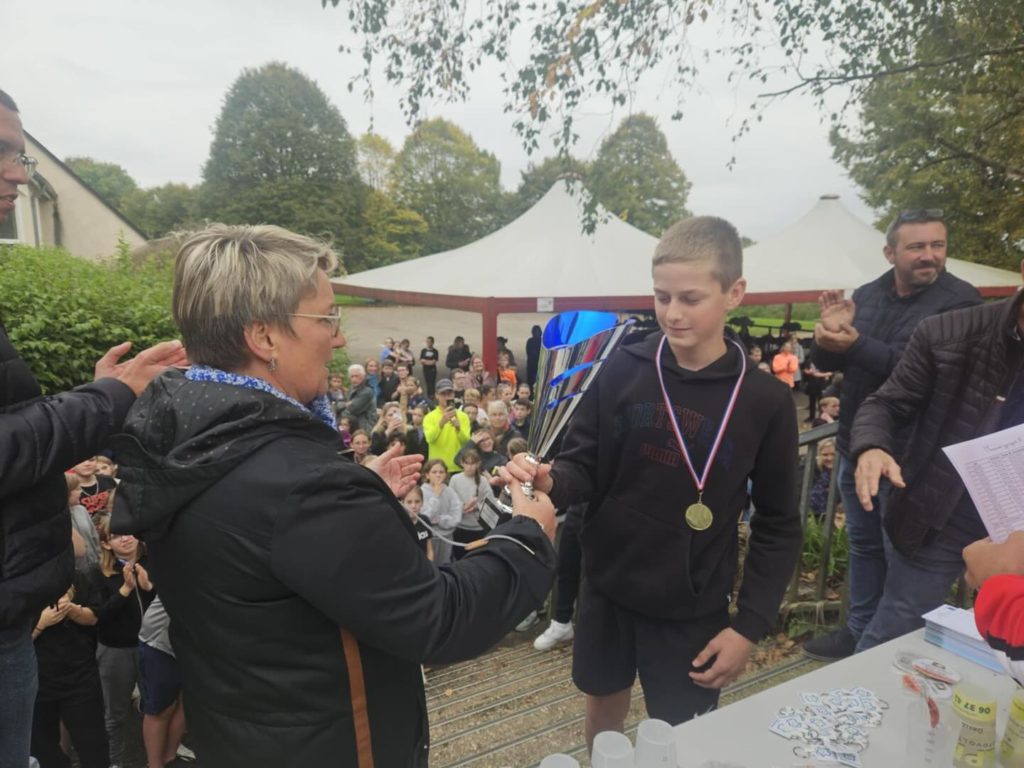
[942,422,1024,543]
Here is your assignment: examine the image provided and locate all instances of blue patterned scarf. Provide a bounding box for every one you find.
[186,365,337,430]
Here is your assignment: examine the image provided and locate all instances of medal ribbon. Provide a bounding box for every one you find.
[655,336,748,499]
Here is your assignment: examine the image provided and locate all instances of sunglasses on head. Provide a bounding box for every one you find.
[895,208,944,224]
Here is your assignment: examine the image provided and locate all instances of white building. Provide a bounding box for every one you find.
[0,132,147,260]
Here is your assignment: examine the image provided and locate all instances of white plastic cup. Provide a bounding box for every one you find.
[591,730,635,768]
[539,755,581,768]
[905,699,955,765]
[634,718,677,767]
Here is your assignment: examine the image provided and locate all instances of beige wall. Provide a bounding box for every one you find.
[22,135,146,261]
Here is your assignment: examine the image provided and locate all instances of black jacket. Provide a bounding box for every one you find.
[811,268,981,456]
[111,371,554,768]
[92,558,156,648]
[342,381,375,432]
[0,320,135,629]
[549,331,802,641]
[850,291,1024,557]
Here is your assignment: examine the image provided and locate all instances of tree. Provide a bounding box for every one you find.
[831,5,1024,269]
[588,114,690,235]
[353,189,428,271]
[357,133,396,191]
[200,61,365,262]
[323,0,1024,161]
[511,155,588,218]
[65,157,138,210]
[389,118,505,253]
[122,183,199,239]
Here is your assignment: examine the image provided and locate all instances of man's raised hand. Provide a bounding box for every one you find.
[818,290,856,332]
[95,339,188,396]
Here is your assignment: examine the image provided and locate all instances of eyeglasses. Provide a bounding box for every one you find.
[288,305,343,337]
[895,209,944,223]
[0,141,38,180]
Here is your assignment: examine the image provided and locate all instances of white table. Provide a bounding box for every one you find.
[672,629,1018,767]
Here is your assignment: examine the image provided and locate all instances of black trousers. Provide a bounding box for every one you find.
[423,365,437,399]
[552,504,584,623]
[31,676,109,768]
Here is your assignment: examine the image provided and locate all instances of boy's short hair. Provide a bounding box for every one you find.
[506,437,529,456]
[513,398,532,411]
[652,216,743,291]
[819,396,840,409]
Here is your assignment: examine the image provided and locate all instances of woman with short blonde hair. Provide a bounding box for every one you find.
[111,224,555,768]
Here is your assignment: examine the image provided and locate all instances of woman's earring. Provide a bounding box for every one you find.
[268,356,278,373]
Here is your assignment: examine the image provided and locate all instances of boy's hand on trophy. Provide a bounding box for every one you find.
[498,453,553,494]
[508,480,555,541]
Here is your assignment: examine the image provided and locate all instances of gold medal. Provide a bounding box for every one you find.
[685,502,713,531]
[656,336,746,537]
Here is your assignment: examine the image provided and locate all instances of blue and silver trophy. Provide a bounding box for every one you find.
[479,310,635,531]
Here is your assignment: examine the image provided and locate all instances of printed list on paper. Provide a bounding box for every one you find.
[942,422,1024,543]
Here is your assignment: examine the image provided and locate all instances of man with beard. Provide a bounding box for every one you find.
[802,210,981,661]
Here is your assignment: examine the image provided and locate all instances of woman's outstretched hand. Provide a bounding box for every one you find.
[368,442,423,499]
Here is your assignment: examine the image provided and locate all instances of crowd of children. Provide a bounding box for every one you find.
[30,459,194,768]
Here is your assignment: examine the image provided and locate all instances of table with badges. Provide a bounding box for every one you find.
[670,628,1019,767]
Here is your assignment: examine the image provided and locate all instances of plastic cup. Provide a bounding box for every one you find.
[591,730,635,768]
[905,699,955,765]
[539,755,581,768]
[634,719,677,767]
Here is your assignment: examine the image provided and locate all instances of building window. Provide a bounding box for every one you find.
[0,198,21,243]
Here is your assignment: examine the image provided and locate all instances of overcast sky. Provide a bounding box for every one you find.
[5,0,876,240]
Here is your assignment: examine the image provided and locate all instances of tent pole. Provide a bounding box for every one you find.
[783,302,793,333]
[481,307,499,374]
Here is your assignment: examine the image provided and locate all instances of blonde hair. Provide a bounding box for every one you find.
[652,216,743,291]
[173,224,338,368]
[820,396,840,410]
[95,500,145,578]
[372,403,406,434]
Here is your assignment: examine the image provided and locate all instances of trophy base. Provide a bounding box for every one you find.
[479,495,513,533]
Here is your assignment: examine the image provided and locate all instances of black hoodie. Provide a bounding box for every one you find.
[550,331,801,641]
[110,370,554,768]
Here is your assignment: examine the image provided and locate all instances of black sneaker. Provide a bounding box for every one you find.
[802,627,857,662]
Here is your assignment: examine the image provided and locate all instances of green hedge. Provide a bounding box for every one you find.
[0,244,177,393]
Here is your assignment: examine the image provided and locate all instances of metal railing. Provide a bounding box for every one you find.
[781,420,842,618]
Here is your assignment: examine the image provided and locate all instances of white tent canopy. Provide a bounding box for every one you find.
[335,181,658,299]
[743,194,1021,295]
[335,187,1020,303]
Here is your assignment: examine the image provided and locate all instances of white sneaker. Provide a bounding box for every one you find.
[176,744,197,761]
[533,620,574,650]
[515,610,538,632]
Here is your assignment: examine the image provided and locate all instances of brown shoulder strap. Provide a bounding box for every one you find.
[340,629,375,768]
